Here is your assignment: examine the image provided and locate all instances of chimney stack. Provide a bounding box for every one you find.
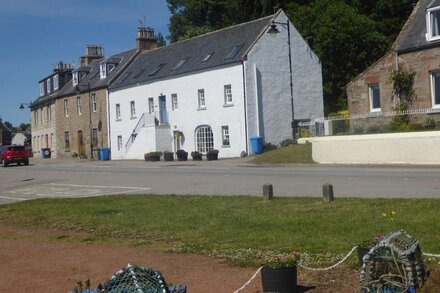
[80,45,104,66]
[136,27,157,51]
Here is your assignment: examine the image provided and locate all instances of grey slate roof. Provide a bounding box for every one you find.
[396,0,440,52]
[60,48,137,97]
[110,15,275,90]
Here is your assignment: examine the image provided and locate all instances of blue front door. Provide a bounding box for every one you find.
[159,95,168,124]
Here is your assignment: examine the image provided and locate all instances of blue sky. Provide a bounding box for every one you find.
[0,0,171,127]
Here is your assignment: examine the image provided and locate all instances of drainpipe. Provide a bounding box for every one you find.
[241,61,249,155]
[106,89,111,155]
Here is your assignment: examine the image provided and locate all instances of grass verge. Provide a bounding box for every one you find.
[250,144,315,165]
[0,195,439,267]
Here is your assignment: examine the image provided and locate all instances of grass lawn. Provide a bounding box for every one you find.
[250,144,315,164]
[0,195,439,267]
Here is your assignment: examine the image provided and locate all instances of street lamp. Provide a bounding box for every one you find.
[76,81,94,160]
[267,20,296,143]
[19,102,32,110]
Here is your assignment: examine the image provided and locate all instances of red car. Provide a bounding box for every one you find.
[0,145,29,167]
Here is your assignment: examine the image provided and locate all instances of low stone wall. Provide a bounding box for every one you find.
[298,131,440,165]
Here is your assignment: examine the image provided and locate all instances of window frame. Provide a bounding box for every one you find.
[427,7,440,42]
[46,78,51,94]
[73,72,79,86]
[64,131,70,149]
[64,99,69,117]
[198,89,206,110]
[100,63,107,79]
[368,83,381,112]
[430,71,440,108]
[224,84,233,105]
[171,93,178,111]
[221,126,230,147]
[77,96,82,115]
[91,93,97,113]
[195,125,214,154]
[117,135,123,151]
[115,103,121,120]
[53,74,59,91]
[40,82,45,96]
[92,128,98,147]
[148,98,154,114]
[130,100,136,118]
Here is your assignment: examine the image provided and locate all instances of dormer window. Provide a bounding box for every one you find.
[427,7,440,41]
[53,74,59,91]
[39,82,45,96]
[46,78,51,94]
[100,64,107,79]
[100,63,116,79]
[73,72,79,86]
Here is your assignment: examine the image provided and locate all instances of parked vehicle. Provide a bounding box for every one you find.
[0,145,29,167]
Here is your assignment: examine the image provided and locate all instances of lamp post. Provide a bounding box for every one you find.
[76,81,94,160]
[19,102,31,111]
[267,20,296,143]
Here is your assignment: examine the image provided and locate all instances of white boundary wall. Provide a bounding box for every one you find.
[298,131,440,165]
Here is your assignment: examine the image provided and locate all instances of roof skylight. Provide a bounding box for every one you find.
[149,63,166,76]
[172,58,188,71]
[225,44,243,60]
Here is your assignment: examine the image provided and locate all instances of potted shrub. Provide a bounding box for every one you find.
[176,150,188,161]
[206,149,219,161]
[261,251,300,293]
[191,151,202,161]
[145,152,161,161]
[163,151,174,161]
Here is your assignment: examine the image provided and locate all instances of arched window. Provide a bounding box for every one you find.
[195,125,214,153]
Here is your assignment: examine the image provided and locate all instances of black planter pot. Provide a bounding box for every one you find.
[206,153,218,161]
[149,156,160,161]
[164,152,174,161]
[261,266,297,293]
[177,152,188,161]
[192,156,202,161]
[357,247,370,267]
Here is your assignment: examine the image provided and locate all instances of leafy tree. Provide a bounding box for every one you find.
[166,0,293,42]
[4,121,13,131]
[165,0,414,113]
[156,32,167,47]
[18,123,31,131]
[287,0,389,114]
[388,67,416,111]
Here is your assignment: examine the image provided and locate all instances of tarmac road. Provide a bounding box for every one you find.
[1,157,440,204]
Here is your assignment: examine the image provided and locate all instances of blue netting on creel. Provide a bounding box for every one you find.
[100,264,170,293]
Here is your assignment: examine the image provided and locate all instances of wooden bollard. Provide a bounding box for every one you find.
[322,183,334,203]
[263,184,273,201]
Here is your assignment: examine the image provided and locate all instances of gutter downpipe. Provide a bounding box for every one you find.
[242,61,249,155]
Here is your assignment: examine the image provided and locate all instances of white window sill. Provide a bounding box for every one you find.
[370,108,381,113]
[197,107,207,111]
[223,103,234,108]
[221,145,231,148]
[431,105,440,110]
[130,116,137,120]
[115,118,122,122]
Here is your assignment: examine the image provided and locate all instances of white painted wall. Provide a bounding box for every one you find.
[245,10,324,147]
[109,64,247,159]
[299,131,440,164]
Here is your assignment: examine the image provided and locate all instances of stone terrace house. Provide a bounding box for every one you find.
[30,27,156,159]
[347,0,440,119]
[30,62,73,157]
[109,10,324,160]
[53,45,137,159]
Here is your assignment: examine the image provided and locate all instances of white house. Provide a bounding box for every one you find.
[108,10,324,159]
